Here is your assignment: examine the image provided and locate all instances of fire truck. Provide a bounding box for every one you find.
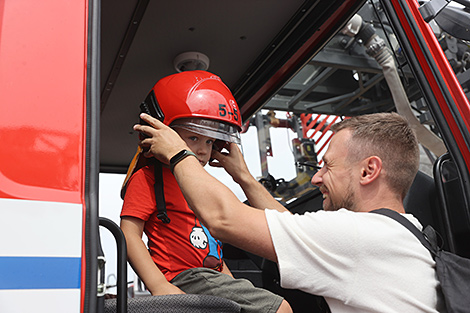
[1,0,469,312]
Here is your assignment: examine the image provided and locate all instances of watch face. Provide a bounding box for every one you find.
[171,150,187,164]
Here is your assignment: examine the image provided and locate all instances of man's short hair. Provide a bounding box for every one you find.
[331,112,420,199]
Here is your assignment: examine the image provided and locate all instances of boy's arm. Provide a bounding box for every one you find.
[210,143,289,213]
[120,216,185,295]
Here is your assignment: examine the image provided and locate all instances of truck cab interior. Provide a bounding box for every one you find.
[97,0,470,312]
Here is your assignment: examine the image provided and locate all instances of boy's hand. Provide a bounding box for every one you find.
[134,113,188,164]
[150,281,186,296]
[209,142,251,185]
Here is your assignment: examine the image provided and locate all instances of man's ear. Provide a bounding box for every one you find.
[359,156,382,185]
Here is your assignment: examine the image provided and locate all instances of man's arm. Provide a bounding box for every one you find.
[134,114,279,262]
[210,143,288,213]
[120,216,185,295]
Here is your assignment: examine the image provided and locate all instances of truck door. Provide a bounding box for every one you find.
[0,0,100,312]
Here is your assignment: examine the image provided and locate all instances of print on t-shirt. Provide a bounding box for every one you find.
[190,218,223,270]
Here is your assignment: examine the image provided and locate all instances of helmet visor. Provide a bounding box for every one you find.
[171,118,241,144]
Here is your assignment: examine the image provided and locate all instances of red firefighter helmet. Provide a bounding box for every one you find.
[153,70,242,144]
[121,70,242,199]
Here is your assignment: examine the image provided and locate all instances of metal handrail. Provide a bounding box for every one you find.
[433,153,456,252]
[99,217,127,313]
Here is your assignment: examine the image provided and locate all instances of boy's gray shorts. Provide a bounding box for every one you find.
[171,267,284,313]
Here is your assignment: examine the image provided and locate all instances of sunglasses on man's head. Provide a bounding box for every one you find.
[295,162,322,170]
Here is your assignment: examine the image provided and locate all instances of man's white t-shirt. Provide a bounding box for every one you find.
[265,208,445,313]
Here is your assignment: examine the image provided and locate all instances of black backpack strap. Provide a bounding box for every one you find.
[370,208,436,256]
[153,160,170,224]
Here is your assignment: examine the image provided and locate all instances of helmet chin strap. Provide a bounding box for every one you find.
[153,159,171,224]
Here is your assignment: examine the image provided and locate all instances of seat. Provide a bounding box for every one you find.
[403,170,443,233]
[403,154,470,257]
[104,294,241,313]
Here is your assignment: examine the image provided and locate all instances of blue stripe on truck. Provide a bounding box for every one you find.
[0,257,81,289]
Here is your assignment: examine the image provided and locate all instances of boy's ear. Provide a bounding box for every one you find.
[359,156,382,185]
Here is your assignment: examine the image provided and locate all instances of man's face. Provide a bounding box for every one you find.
[175,128,215,167]
[311,130,357,211]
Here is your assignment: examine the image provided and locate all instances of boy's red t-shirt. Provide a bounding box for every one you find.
[121,164,224,281]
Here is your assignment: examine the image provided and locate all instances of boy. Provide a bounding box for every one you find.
[120,70,291,313]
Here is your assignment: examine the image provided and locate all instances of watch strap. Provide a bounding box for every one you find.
[170,149,197,173]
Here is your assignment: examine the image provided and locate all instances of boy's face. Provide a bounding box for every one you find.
[174,128,215,167]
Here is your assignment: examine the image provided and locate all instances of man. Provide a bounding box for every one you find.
[135,112,444,312]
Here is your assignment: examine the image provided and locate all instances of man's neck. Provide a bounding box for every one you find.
[354,197,405,214]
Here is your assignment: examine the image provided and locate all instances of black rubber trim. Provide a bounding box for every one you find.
[100,0,150,112]
[84,0,101,311]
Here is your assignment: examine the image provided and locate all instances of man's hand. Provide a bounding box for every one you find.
[210,143,289,213]
[133,113,188,164]
[209,143,251,185]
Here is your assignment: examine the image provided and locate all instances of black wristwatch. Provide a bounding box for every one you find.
[170,149,197,173]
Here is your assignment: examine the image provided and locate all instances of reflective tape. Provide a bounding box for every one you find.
[0,256,81,289]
